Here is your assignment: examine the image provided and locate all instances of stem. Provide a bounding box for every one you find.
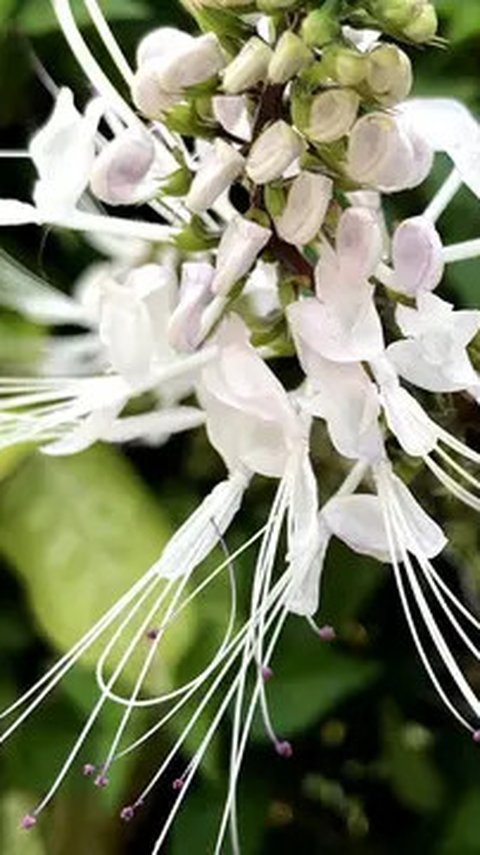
[443,239,480,264]
[424,168,463,223]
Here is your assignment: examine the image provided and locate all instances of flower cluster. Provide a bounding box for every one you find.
[2,0,480,851]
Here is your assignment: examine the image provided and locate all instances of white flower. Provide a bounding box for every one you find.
[212,216,272,295]
[392,216,444,296]
[90,128,173,207]
[223,37,273,94]
[347,111,433,192]
[139,30,225,91]
[307,89,360,144]
[243,260,281,319]
[186,139,245,213]
[168,262,215,352]
[274,172,332,247]
[246,120,304,185]
[29,88,103,218]
[398,98,480,199]
[387,293,480,393]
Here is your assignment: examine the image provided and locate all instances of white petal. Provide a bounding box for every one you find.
[392,216,444,296]
[387,339,477,392]
[154,471,249,579]
[0,200,40,225]
[212,95,253,142]
[323,494,390,561]
[391,473,447,558]
[275,172,332,247]
[337,207,383,280]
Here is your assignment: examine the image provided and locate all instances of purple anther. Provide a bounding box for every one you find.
[317,625,336,642]
[172,778,185,791]
[94,773,109,788]
[20,815,37,831]
[146,628,159,641]
[120,805,135,822]
[261,665,273,682]
[472,730,480,743]
[82,763,96,777]
[275,740,293,759]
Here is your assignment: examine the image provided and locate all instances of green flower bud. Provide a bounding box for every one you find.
[403,5,438,42]
[268,32,312,85]
[366,44,412,107]
[301,8,341,48]
[323,46,366,87]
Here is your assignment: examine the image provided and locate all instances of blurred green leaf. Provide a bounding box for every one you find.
[0,446,194,682]
[1,791,46,855]
[440,789,480,854]
[10,0,150,35]
[381,702,444,814]
[252,623,380,740]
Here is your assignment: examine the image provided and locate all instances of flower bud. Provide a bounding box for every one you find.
[168,262,214,352]
[366,44,412,107]
[392,216,444,296]
[268,32,312,85]
[223,37,273,95]
[275,172,333,247]
[131,63,181,119]
[347,112,432,192]
[186,139,245,213]
[323,46,366,87]
[212,95,253,142]
[212,216,271,295]
[308,89,359,144]
[246,120,304,185]
[136,27,194,68]
[90,129,157,206]
[301,8,341,47]
[403,4,437,42]
[160,33,226,91]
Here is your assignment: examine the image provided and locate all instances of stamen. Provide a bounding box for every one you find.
[120,805,136,822]
[94,773,109,788]
[472,730,480,743]
[261,665,273,682]
[82,763,96,777]
[307,618,336,641]
[146,628,159,641]
[274,740,293,758]
[20,814,37,830]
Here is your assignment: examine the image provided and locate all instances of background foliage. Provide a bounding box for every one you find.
[0,1,480,853]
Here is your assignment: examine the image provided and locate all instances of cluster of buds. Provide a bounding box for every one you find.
[4,0,480,853]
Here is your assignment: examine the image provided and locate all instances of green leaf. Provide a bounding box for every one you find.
[0,446,194,684]
[251,620,380,740]
[12,0,149,35]
[439,789,480,854]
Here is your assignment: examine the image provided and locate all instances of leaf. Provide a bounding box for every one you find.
[381,701,444,814]
[11,0,150,35]
[0,446,195,685]
[439,789,480,854]
[251,620,380,741]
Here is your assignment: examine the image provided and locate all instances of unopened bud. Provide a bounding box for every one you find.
[392,216,444,296]
[223,37,273,95]
[186,139,245,213]
[275,172,333,247]
[212,216,271,295]
[366,44,412,107]
[90,129,157,206]
[301,8,341,47]
[308,89,360,144]
[404,4,437,42]
[268,32,312,85]
[162,33,226,91]
[131,63,181,120]
[324,46,366,87]
[168,262,215,351]
[247,120,304,184]
[136,27,193,68]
